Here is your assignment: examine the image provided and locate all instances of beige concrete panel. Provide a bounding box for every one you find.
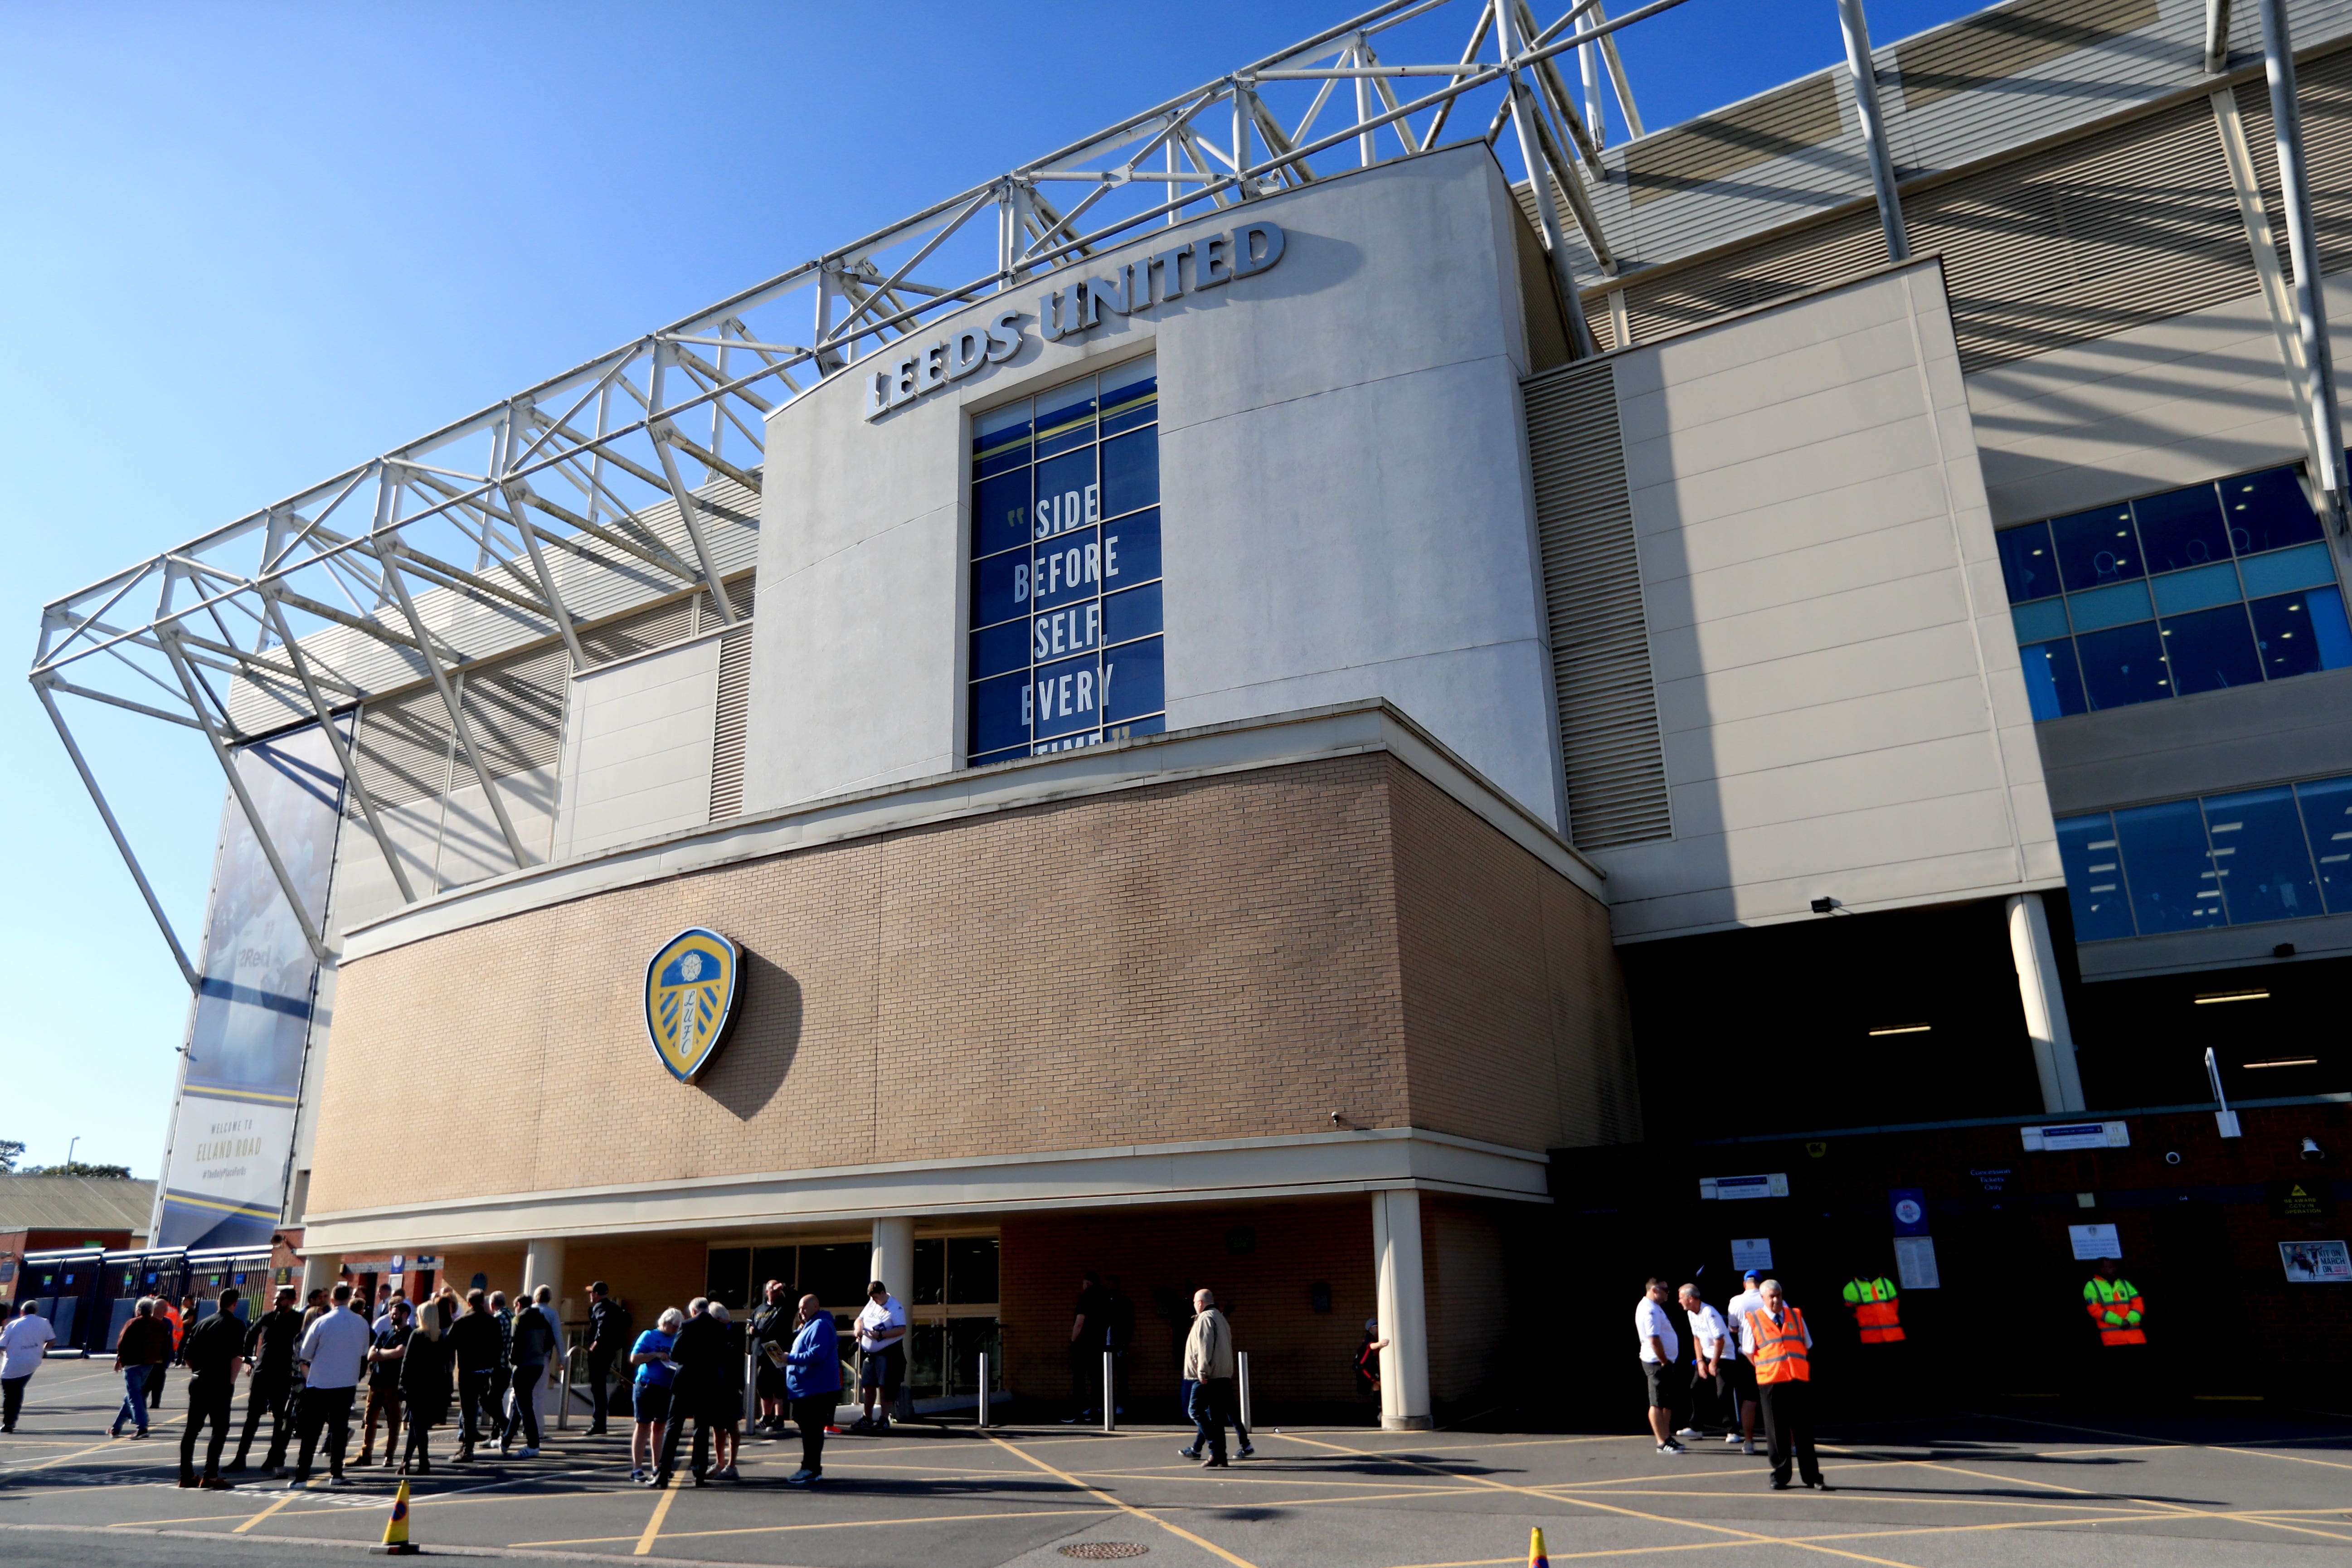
[1666,730,2010,839]
[325,798,442,939]
[1625,366,1938,489]
[434,771,557,892]
[2035,665,2352,814]
[1613,317,1925,445]
[1604,843,2054,939]
[556,636,720,861]
[1628,416,1948,530]
[1652,621,1987,733]
[1643,516,1971,635]
[1660,674,1995,784]
[1648,568,1974,686]
[1634,466,1955,578]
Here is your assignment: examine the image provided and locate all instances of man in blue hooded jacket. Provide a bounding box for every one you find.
[782,1294,839,1485]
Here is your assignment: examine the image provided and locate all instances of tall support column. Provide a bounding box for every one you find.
[2008,893,2086,1114]
[522,1238,568,1313]
[2260,0,2352,539]
[1837,0,1910,262]
[1371,1189,1432,1431]
[870,1217,914,1301]
[300,1252,337,1306]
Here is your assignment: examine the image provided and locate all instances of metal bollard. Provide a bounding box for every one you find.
[1103,1350,1117,1432]
[1238,1350,1252,1434]
[978,1353,991,1427]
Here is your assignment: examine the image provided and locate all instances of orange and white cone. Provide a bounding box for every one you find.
[370,1478,419,1555]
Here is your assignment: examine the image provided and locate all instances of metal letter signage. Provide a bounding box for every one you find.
[864,309,1025,422]
[644,927,743,1083]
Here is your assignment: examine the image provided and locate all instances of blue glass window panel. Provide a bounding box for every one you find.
[1108,712,1166,744]
[1104,581,1163,645]
[2148,559,2243,617]
[2012,597,2070,644]
[1032,651,1102,739]
[1031,526,1101,613]
[1032,448,1097,540]
[2051,504,2141,592]
[2075,620,2170,709]
[2131,483,2229,574]
[1101,427,1159,518]
[1102,636,1164,723]
[1033,379,1098,460]
[1098,354,1157,437]
[2158,602,2261,695]
[2202,786,2320,924]
[971,550,1029,630]
[2235,539,2337,598]
[973,470,1033,559]
[2223,466,2323,555]
[1103,509,1160,587]
[972,401,1032,480]
[1030,599,1101,661]
[969,670,1031,757]
[2248,588,2348,679]
[2066,579,2155,633]
[1997,523,2059,606]
[2112,798,2221,933]
[2020,638,2087,721]
[2055,813,2136,941]
[2314,586,2352,668]
[2294,774,2352,913]
[970,618,1030,680]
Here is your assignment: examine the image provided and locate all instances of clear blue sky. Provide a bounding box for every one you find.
[0,0,1983,1176]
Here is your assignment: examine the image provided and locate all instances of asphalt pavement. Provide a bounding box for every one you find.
[4,1356,2349,1566]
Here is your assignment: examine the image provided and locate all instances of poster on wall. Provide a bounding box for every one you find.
[2068,1223,2123,1260]
[155,724,342,1250]
[1730,1238,1774,1273]
[1893,1235,1941,1290]
[2279,1241,2350,1282]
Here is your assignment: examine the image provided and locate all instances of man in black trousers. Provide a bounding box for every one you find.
[228,1286,301,1476]
[178,1290,248,1490]
[583,1281,629,1436]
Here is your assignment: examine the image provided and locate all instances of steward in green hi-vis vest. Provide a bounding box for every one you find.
[1840,1277,1904,1343]
[2083,1259,2146,1346]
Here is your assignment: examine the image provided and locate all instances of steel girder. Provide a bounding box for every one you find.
[30,0,1682,985]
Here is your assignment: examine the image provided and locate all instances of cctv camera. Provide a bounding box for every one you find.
[2300,1137,2326,1163]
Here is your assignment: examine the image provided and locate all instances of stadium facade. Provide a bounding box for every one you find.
[29,0,2352,1418]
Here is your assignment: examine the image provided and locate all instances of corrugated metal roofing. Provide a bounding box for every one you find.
[0,1175,156,1237]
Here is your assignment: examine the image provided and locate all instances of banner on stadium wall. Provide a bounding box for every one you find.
[155,724,343,1250]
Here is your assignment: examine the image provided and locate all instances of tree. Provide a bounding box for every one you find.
[0,1139,22,1173]
[24,1160,134,1179]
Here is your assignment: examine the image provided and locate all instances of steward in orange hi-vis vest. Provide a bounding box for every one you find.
[1744,1306,1811,1384]
[1841,1277,1905,1343]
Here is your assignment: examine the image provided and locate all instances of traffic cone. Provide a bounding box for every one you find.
[369,1478,419,1555]
[1528,1526,1550,1568]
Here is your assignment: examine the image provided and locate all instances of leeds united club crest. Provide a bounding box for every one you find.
[644,928,742,1082]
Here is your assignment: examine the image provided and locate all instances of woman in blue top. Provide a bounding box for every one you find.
[782,1294,841,1485]
[627,1308,684,1485]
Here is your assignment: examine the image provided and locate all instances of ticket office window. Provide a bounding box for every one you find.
[968,356,1163,766]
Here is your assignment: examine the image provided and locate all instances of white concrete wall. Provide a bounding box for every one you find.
[745,144,1567,831]
[1964,278,2333,526]
[554,634,721,861]
[1590,260,2063,938]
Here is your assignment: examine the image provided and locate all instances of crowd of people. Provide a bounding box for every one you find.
[0,1273,924,1492]
[1634,1270,1825,1491]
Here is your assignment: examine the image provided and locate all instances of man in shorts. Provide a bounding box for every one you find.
[852,1280,909,1433]
[750,1281,794,1434]
[1634,1277,1684,1454]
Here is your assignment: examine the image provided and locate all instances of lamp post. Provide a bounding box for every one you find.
[65,1136,79,1170]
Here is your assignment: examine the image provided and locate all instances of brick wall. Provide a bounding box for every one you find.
[310,753,1634,1220]
[1389,761,1643,1151]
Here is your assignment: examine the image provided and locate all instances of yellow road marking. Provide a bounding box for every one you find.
[1274,1431,1925,1568]
[515,1505,1112,1547]
[988,1432,1261,1568]
[632,1470,680,1557]
[233,1489,303,1534]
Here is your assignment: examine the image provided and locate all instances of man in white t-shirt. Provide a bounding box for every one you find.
[1681,1282,1757,1453]
[291,1282,373,1487]
[1,1301,58,1433]
[852,1281,910,1433]
[1634,1277,1684,1454]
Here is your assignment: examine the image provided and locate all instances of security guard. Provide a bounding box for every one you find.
[2082,1258,2146,1346]
[1738,1279,1828,1492]
[1840,1276,1905,1343]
